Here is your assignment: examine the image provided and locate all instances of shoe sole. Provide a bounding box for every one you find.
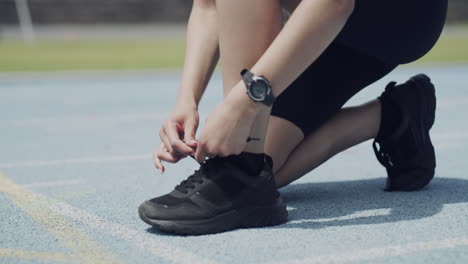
[386,74,436,191]
[139,197,288,235]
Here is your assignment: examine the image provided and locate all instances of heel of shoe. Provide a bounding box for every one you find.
[385,143,436,192]
[412,74,436,129]
[241,198,288,228]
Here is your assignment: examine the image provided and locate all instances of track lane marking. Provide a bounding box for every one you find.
[0,154,150,169]
[2,129,466,170]
[0,171,217,264]
[269,237,468,264]
[50,200,219,264]
[0,171,124,264]
[287,208,392,224]
[2,112,168,127]
[21,179,82,188]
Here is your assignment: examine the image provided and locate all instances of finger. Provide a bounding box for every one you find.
[162,145,169,152]
[194,143,206,163]
[152,150,165,173]
[166,123,195,154]
[158,144,186,163]
[158,151,185,163]
[183,122,198,148]
[159,129,174,154]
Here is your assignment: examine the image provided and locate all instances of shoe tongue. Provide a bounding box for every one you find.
[225,152,270,176]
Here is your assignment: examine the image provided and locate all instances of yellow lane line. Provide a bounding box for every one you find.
[0,172,124,264]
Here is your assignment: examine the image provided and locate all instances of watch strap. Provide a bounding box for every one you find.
[241,69,254,85]
[263,91,275,107]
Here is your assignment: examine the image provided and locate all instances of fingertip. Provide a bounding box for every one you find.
[194,151,200,163]
[154,155,164,172]
[195,153,205,164]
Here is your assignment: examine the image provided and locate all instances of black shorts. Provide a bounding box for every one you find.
[270,0,447,136]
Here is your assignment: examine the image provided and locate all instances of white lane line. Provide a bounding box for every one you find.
[0,154,151,169]
[50,201,218,264]
[270,237,468,264]
[287,209,391,225]
[2,112,168,127]
[21,179,82,188]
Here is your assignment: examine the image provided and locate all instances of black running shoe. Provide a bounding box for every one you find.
[138,153,288,235]
[373,74,436,191]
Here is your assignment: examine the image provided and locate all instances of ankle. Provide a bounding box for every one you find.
[376,95,401,141]
[227,152,272,175]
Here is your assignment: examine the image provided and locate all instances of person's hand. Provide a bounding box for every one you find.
[194,84,263,162]
[154,100,199,173]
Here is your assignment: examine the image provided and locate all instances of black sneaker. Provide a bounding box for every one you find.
[138,153,288,235]
[373,74,436,191]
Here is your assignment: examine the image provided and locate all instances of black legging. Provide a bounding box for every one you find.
[271,0,448,136]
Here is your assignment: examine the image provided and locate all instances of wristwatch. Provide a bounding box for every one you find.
[240,69,275,107]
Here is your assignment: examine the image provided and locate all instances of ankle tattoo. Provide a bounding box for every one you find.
[246,137,260,142]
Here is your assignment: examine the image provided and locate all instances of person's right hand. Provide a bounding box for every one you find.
[153,101,199,173]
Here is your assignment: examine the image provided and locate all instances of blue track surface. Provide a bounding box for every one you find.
[1,66,468,264]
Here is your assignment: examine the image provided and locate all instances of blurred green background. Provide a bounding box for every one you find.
[1,0,467,72]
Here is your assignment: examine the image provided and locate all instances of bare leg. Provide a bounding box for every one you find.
[264,99,382,188]
[215,0,285,153]
[215,0,379,180]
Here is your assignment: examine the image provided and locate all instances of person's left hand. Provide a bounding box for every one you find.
[194,85,260,162]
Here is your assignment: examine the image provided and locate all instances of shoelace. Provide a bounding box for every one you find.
[174,157,221,194]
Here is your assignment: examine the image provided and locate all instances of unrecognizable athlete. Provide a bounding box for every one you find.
[139,0,448,235]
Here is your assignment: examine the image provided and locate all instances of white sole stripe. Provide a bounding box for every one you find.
[0,154,151,169]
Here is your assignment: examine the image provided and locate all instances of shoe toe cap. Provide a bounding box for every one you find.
[139,200,166,220]
[138,199,210,221]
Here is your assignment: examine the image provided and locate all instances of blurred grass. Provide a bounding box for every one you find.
[0,34,467,72]
[415,36,468,65]
[0,38,186,72]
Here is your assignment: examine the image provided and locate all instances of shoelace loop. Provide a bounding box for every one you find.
[175,157,221,194]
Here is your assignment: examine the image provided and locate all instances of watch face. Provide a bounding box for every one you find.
[250,80,268,100]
